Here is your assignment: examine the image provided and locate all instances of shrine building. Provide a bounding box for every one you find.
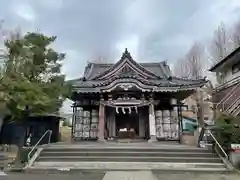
[69,49,207,142]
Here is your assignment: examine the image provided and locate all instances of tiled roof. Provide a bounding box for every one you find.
[209,46,240,72]
[83,62,171,80]
[69,49,207,93]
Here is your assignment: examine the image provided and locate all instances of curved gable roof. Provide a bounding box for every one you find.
[84,49,172,80]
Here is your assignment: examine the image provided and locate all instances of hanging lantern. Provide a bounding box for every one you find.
[171,98,177,105]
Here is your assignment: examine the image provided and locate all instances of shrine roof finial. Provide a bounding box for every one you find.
[121,48,132,60]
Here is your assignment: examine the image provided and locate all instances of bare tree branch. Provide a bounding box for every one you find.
[208,22,233,84]
[173,58,191,78]
[232,20,240,48]
[175,41,206,126]
[210,22,230,64]
[185,42,204,80]
[174,42,205,80]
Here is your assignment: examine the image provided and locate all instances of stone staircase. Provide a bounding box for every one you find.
[0,152,7,171]
[25,142,231,173]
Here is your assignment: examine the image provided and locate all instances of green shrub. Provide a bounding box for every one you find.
[214,114,240,153]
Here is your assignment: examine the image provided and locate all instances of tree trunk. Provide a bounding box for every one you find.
[196,88,205,127]
[13,123,27,167]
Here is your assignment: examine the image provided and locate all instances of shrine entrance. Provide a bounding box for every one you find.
[115,110,139,139]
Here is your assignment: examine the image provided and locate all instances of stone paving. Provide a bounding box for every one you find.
[154,173,240,180]
[2,172,240,180]
[1,172,105,180]
[103,171,156,180]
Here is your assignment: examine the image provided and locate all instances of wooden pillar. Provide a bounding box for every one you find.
[97,96,105,142]
[177,100,183,143]
[171,98,179,140]
[148,95,157,142]
[139,108,145,138]
[71,103,76,140]
[106,94,115,138]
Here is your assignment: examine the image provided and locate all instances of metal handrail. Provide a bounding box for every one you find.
[216,82,240,109]
[231,99,240,115]
[223,86,240,111]
[198,127,228,159]
[227,97,240,113]
[216,82,240,110]
[234,106,240,116]
[226,96,240,112]
[27,130,52,161]
[208,131,228,158]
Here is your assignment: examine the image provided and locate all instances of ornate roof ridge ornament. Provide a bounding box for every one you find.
[121,48,132,60]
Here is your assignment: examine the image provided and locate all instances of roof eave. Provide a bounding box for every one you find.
[209,46,240,72]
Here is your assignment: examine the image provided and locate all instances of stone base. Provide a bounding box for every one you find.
[229,151,240,167]
[180,131,198,146]
[97,137,107,143]
[148,135,157,143]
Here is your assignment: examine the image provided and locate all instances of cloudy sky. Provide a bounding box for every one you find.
[1,0,240,81]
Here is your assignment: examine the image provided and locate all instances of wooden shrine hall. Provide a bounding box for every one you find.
[69,49,207,142]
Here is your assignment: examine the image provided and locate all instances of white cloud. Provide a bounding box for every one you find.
[12,3,36,22]
[59,98,73,115]
[1,0,240,82]
[116,35,139,61]
[62,49,87,80]
[40,0,64,10]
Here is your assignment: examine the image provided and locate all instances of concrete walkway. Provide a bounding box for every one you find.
[4,172,240,180]
[103,171,156,180]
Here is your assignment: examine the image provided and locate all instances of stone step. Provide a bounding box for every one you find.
[43,147,212,153]
[28,161,228,173]
[0,152,7,170]
[40,151,217,158]
[37,156,222,163]
[0,171,7,176]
